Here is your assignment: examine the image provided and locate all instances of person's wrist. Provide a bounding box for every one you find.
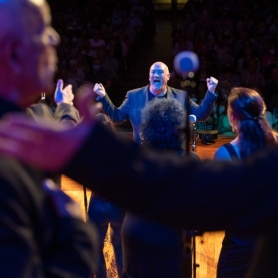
[96,95,105,101]
[209,90,217,96]
[56,100,73,106]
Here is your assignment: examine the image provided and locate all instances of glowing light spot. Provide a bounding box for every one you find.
[188,72,194,78]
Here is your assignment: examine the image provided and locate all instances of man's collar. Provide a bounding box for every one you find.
[149,86,167,97]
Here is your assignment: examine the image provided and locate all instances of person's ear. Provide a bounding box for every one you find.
[1,37,24,75]
[167,73,170,80]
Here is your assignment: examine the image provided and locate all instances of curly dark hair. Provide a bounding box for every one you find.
[140,98,185,153]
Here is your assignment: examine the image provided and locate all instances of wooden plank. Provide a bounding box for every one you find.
[62,134,235,278]
[194,135,233,278]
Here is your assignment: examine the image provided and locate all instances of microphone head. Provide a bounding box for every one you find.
[189,114,197,124]
[173,51,199,75]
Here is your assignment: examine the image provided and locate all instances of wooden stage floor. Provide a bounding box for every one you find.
[62,134,235,278]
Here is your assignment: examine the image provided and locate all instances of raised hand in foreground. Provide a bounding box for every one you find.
[0,84,101,171]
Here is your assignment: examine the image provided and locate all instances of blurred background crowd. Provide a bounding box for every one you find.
[45,0,278,135]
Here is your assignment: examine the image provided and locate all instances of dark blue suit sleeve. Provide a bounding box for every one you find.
[98,94,129,124]
[188,90,216,121]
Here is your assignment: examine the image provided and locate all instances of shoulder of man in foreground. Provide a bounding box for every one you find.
[0,156,97,277]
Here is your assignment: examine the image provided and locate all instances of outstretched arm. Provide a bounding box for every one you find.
[0,88,278,234]
[189,77,218,121]
[94,83,129,124]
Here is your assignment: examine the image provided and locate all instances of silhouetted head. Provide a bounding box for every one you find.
[0,0,60,107]
[140,98,185,154]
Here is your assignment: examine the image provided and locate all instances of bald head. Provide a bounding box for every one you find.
[0,1,21,40]
[149,62,169,75]
[0,0,52,42]
[0,0,59,107]
[149,62,170,95]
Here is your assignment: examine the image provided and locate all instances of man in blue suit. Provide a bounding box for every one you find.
[94,62,218,142]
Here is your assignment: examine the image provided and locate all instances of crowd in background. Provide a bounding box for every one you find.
[168,0,278,134]
[45,0,155,108]
[44,0,278,136]
[44,0,278,131]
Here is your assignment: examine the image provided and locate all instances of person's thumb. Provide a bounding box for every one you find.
[56,79,64,92]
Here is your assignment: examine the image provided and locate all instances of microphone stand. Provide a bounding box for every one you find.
[182,92,199,278]
[190,119,197,153]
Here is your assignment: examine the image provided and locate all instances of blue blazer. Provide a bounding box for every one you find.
[99,85,217,142]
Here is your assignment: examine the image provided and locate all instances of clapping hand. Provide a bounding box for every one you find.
[55,79,74,105]
[0,85,102,171]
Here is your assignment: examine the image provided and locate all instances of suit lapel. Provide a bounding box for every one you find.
[168,87,186,106]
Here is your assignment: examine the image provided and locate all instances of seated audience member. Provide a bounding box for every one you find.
[240,58,266,91]
[195,81,207,104]
[85,58,112,90]
[261,43,278,71]
[128,10,143,34]
[218,66,240,90]
[217,112,234,135]
[214,87,278,278]
[264,66,278,111]
[212,89,229,131]
[88,113,125,278]
[121,98,199,278]
[58,67,78,94]
[89,29,106,59]
[97,49,119,83]
[106,36,128,75]
[264,109,273,128]
[68,59,85,87]
[215,83,234,135]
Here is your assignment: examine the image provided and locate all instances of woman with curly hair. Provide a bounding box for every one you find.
[214,87,278,278]
[121,98,199,278]
[140,98,186,154]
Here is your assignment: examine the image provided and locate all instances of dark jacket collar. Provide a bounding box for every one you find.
[0,97,23,119]
[145,85,174,98]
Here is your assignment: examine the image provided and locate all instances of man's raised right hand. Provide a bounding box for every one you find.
[93,83,106,98]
